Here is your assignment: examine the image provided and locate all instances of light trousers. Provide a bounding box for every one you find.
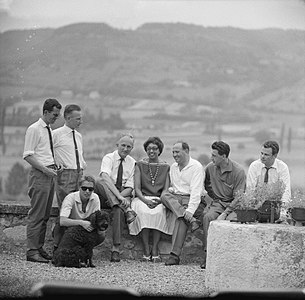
[94,178,131,246]
[160,192,205,257]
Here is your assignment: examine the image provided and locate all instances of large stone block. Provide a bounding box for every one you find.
[205,220,305,290]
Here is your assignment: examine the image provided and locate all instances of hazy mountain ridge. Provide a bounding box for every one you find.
[0,22,304,112]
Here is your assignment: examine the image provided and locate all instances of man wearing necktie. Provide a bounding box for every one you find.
[23,98,62,263]
[94,133,137,262]
[246,140,291,219]
[52,104,86,249]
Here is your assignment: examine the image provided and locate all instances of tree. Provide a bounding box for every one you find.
[0,96,20,155]
[5,162,28,195]
[287,127,292,153]
[253,129,272,145]
[197,154,210,167]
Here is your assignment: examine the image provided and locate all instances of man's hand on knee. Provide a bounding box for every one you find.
[183,211,193,223]
[217,212,227,220]
[120,197,130,209]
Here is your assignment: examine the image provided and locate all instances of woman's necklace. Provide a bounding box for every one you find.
[148,163,160,186]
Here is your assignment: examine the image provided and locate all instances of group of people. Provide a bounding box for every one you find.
[23,98,291,269]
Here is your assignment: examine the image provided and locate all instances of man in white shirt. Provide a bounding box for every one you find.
[94,133,137,262]
[23,98,62,263]
[247,140,291,204]
[59,175,101,237]
[161,141,205,266]
[52,104,87,249]
[53,104,86,207]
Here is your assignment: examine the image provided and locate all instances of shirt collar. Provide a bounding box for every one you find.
[114,150,125,162]
[38,118,48,127]
[63,124,76,134]
[218,159,233,174]
[75,191,95,203]
[262,159,278,170]
[174,157,194,171]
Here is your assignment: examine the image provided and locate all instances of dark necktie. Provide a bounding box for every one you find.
[46,125,54,158]
[115,158,124,190]
[264,167,272,183]
[72,130,80,173]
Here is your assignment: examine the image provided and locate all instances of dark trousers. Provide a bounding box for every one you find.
[160,192,205,257]
[53,169,83,247]
[27,167,55,251]
[55,169,82,208]
[201,198,236,251]
[94,178,131,246]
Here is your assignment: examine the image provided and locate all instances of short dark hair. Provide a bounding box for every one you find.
[174,140,190,152]
[211,141,230,157]
[64,104,81,118]
[143,136,164,155]
[42,98,62,113]
[263,140,279,155]
[79,175,96,188]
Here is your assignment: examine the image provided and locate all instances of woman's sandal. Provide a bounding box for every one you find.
[141,255,152,262]
[151,255,162,263]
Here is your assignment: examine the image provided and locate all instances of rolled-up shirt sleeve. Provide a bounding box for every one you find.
[99,155,113,177]
[23,126,38,158]
[60,195,74,217]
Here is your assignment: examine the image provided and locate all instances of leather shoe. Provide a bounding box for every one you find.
[110,251,120,262]
[27,252,49,264]
[125,210,137,224]
[190,220,201,233]
[165,255,180,266]
[38,248,52,260]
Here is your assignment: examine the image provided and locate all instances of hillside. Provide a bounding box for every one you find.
[0,22,304,114]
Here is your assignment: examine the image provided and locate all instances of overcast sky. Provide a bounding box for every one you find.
[1,0,305,32]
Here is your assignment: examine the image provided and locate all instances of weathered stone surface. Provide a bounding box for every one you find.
[3,225,26,241]
[0,203,204,262]
[205,220,305,290]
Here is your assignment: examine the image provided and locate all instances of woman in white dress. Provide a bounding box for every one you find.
[129,137,175,262]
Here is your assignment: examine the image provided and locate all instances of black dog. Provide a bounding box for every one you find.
[52,210,110,268]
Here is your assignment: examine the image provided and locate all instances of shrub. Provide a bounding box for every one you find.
[5,162,28,195]
[253,129,272,145]
[197,154,210,167]
[234,179,285,210]
[285,190,305,209]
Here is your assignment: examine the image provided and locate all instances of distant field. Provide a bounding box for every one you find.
[1,124,303,195]
[0,102,304,203]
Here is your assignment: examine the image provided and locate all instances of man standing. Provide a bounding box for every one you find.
[94,133,137,262]
[52,104,86,249]
[53,104,86,207]
[247,140,291,203]
[201,140,246,268]
[23,98,62,263]
[161,141,205,266]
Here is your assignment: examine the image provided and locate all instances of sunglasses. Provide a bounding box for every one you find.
[80,186,94,192]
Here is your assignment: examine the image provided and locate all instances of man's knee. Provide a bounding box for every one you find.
[202,211,219,224]
[160,191,175,205]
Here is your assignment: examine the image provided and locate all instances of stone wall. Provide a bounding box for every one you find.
[205,220,305,290]
[0,203,204,263]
